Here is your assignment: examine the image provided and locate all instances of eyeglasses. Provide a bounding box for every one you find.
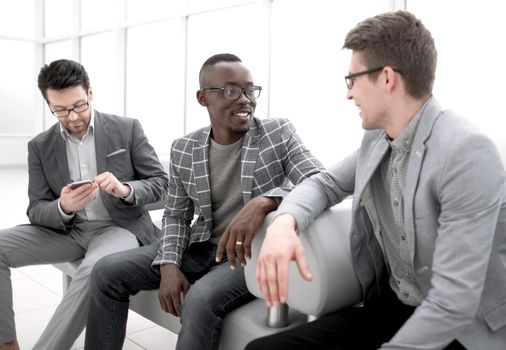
[51,101,89,118]
[201,85,262,100]
[345,67,402,89]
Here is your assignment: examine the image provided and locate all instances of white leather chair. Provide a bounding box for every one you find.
[219,199,361,349]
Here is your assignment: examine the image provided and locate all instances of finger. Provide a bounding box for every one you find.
[243,233,254,261]
[226,233,237,270]
[171,293,182,317]
[92,172,106,185]
[265,256,281,307]
[235,235,247,267]
[257,259,272,307]
[158,294,169,313]
[167,298,177,316]
[294,242,312,282]
[277,256,290,304]
[182,280,190,296]
[75,187,96,203]
[100,177,113,191]
[215,230,229,263]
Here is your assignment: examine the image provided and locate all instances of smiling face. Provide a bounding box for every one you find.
[197,61,256,145]
[346,51,388,131]
[47,85,93,140]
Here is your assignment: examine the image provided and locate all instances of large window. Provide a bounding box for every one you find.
[81,32,119,115]
[270,0,390,165]
[407,0,506,161]
[126,20,185,158]
[0,39,36,134]
[1,0,505,166]
[44,0,73,38]
[0,0,35,38]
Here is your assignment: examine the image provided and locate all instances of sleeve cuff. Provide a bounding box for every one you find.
[122,183,135,203]
[57,199,75,223]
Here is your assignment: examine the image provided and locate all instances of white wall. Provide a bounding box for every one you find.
[0,0,505,166]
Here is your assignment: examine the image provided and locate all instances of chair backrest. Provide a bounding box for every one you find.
[244,200,362,316]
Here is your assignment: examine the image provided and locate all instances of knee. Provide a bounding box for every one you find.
[180,284,216,320]
[90,254,126,293]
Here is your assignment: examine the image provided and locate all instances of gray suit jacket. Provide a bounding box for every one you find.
[277,98,506,349]
[26,111,169,245]
[153,117,324,266]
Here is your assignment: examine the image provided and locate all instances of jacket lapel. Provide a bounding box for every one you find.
[240,119,260,203]
[193,127,213,229]
[54,126,71,185]
[403,98,443,258]
[355,135,390,206]
[93,112,108,174]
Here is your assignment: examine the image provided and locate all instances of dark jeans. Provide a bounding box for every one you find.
[245,286,466,350]
[84,241,254,350]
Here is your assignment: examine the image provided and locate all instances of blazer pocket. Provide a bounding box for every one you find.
[483,298,506,332]
[106,148,127,157]
[106,149,133,179]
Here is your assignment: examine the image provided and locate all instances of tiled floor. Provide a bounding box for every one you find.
[0,167,178,349]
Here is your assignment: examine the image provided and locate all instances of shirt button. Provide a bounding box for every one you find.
[393,199,399,207]
[401,235,406,241]
[82,164,86,168]
[79,142,83,146]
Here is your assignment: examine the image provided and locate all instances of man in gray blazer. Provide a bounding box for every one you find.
[83,53,324,350]
[251,11,506,350]
[0,59,168,350]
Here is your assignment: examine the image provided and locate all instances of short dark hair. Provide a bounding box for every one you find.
[37,59,90,101]
[199,53,242,87]
[343,11,437,99]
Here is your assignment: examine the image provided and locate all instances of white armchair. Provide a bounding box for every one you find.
[219,200,361,349]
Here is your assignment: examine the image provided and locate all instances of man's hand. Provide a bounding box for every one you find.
[256,214,312,307]
[60,181,98,214]
[94,171,131,198]
[216,196,278,269]
[158,264,190,317]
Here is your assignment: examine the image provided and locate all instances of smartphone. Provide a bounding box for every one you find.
[70,179,93,189]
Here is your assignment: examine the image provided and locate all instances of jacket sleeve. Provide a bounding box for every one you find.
[275,151,357,232]
[26,140,73,232]
[152,146,194,267]
[261,119,325,199]
[124,119,169,205]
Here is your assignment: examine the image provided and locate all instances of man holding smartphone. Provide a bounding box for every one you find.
[0,59,168,350]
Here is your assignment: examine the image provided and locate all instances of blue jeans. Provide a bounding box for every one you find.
[84,241,254,350]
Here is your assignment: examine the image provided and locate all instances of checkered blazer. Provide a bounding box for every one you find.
[153,117,324,266]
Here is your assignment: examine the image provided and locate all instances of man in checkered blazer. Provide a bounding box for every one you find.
[84,53,324,350]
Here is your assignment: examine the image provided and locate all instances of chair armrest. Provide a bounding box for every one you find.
[244,200,362,316]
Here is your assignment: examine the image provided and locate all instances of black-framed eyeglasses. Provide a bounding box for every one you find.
[51,101,90,118]
[201,84,262,100]
[344,67,402,89]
